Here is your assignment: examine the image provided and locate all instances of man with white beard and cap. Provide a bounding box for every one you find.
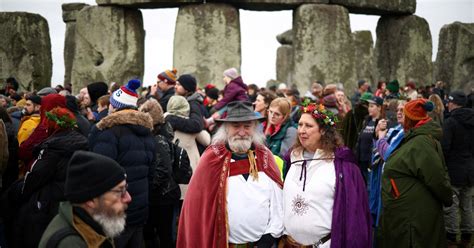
[39,151,131,248]
[177,101,284,248]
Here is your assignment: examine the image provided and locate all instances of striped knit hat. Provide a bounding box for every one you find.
[110,79,141,109]
[158,68,178,84]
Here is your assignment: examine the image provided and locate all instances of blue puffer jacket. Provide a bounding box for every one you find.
[89,109,157,226]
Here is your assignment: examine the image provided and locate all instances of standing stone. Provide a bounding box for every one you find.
[374,15,432,86]
[434,22,474,92]
[0,12,52,91]
[71,6,144,94]
[352,31,374,85]
[293,4,355,92]
[329,0,415,15]
[276,45,293,83]
[62,3,89,85]
[276,29,293,45]
[174,3,240,88]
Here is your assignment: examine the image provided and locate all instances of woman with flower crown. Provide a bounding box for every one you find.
[279,102,371,248]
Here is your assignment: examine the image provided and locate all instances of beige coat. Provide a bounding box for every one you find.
[174,129,211,199]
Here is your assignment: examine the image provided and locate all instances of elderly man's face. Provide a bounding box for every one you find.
[226,121,256,153]
[91,180,131,238]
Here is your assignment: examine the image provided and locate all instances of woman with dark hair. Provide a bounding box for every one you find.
[253,90,277,118]
[378,99,453,248]
[375,81,386,99]
[280,103,371,248]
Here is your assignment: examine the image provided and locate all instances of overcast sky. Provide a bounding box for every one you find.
[1,0,473,88]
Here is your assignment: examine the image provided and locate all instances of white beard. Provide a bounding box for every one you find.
[228,136,252,153]
[92,212,126,238]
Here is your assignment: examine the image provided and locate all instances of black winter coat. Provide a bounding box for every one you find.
[441,107,474,186]
[149,121,180,206]
[89,109,157,226]
[159,87,175,112]
[13,129,89,248]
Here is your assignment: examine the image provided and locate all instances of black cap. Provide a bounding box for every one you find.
[448,90,467,107]
[65,151,126,203]
[366,96,384,106]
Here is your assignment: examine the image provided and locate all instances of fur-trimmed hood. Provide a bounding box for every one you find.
[138,98,165,125]
[96,109,153,130]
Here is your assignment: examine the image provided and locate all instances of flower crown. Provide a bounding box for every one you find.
[45,107,77,129]
[299,100,338,128]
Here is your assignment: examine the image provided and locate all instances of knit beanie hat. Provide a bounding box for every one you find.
[387,80,400,93]
[158,68,178,84]
[177,74,197,93]
[322,94,337,108]
[110,79,141,109]
[87,82,109,104]
[167,95,190,117]
[403,99,434,121]
[65,151,126,203]
[223,68,239,80]
[206,87,219,101]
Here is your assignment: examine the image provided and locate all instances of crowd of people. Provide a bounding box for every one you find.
[0,71,472,248]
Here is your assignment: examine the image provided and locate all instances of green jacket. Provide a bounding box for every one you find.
[378,120,453,248]
[265,120,297,157]
[39,201,114,248]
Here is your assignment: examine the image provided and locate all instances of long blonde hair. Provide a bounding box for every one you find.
[428,94,445,115]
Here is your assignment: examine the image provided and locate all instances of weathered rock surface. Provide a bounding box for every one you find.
[71,6,144,94]
[276,29,293,45]
[352,31,374,85]
[0,12,52,91]
[96,0,329,10]
[330,0,415,15]
[374,15,432,86]
[293,4,355,92]
[174,3,240,88]
[434,22,474,92]
[62,3,89,22]
[276,45,293,83]
[96,0,417,13]
[208,0,328,11]
[62,3,89,85]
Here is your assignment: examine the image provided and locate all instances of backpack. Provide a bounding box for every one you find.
[169,139,192,184]
[45,226,79,248]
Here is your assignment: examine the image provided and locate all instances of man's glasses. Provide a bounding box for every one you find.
[109,184,128,198]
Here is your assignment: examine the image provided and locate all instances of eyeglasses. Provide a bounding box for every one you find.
[109,184,128,198]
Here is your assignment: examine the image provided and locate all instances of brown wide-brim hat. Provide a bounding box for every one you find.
[215,101,266,122]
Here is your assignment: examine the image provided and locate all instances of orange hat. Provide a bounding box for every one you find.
[403,99,434,121]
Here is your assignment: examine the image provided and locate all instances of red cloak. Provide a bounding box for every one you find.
[177,143,283,248]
